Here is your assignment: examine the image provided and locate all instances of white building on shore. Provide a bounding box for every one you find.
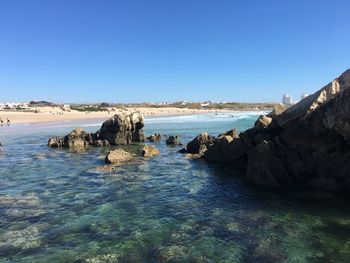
[282,94,293,105]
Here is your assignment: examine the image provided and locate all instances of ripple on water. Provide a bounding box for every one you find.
[1,114,350,262]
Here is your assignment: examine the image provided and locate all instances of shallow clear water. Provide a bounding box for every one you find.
[0,112,349,263]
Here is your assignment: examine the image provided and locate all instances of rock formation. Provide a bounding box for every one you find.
[188,68,350,198]
[186,132,216,156]
[147,133,161,142]
[48,112,145,149]
[99,111,145,145]
[105,149,133,164]
[166,136,182,146]
[142,145,160,157]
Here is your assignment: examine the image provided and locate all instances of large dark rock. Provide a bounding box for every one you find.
[190,68,350,197]
[166,136,182,146]
[99,111,145,145]
[186,132,216,155]
[48,112,145,149]
[48,128,88,149]
[205,135,246,163]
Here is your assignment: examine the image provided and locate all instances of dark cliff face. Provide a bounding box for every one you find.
[189,68,350,197]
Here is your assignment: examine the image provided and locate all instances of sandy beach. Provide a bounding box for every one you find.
[0,107,228,125]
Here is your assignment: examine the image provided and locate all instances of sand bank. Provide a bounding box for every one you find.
[0,107,228,125]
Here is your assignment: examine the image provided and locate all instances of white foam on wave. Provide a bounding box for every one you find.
[144,111,267,124]
[81,123,103,128]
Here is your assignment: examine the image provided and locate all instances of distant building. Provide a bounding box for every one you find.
[282,94,293,105]
[301,93,308,100]
[200,102,210,107]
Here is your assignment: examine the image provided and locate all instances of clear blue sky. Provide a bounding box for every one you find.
[0,0,349,103]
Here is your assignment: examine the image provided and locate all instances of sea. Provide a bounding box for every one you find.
[0,112,349,262]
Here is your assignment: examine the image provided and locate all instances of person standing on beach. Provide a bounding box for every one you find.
[0,118,3,126]
[6,118,10,126]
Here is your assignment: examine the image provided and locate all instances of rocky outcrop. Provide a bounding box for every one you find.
[142,145,160,157]
[166,136,182,146]
[191,68,350,198]
[48,128,91,149]
[48,112,145,149]
[99,111,145,145]
[186,132,216,155]
[147,133,161,142]
[105,149,133,164]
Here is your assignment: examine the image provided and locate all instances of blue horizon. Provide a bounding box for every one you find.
[0,0,349,103]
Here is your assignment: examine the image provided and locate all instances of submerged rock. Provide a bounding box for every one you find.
[142,145,160,157]
[0,226,41,250]
[105,149,133,164]
[188,68,350,197]
[166,135,182,146]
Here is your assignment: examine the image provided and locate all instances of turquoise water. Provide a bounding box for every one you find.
[0,112,349,263]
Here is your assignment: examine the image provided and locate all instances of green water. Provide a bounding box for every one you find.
[0,112,349,262]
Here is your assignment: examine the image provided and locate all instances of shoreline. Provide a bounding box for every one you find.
[0,107,260,126]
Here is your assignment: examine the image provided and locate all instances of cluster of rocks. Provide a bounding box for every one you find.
[185,68,350,198]
[48,111,191,172]
[48,112,145,149]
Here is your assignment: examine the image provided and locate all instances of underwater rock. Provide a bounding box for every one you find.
[33,153,46,160]
[105,149,133,164]
[166,135,182,146]
[0,193,40,206]
[142,145,160,157]
[157,245,186,262]
[0,226,41,250]
[93,165,121,172]
[85,254,120,263]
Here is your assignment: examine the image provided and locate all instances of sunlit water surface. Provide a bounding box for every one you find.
[0,112,349,262]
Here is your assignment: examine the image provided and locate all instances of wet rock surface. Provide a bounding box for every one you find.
[147,133,161,142]
[142,145,160,157]
[189,68,350,198]
[48,112,145,149]
[105,149,133,164]
[166,135,182,146]
[186,132,216,155]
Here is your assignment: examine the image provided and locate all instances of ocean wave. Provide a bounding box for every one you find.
[144,111,267,124]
